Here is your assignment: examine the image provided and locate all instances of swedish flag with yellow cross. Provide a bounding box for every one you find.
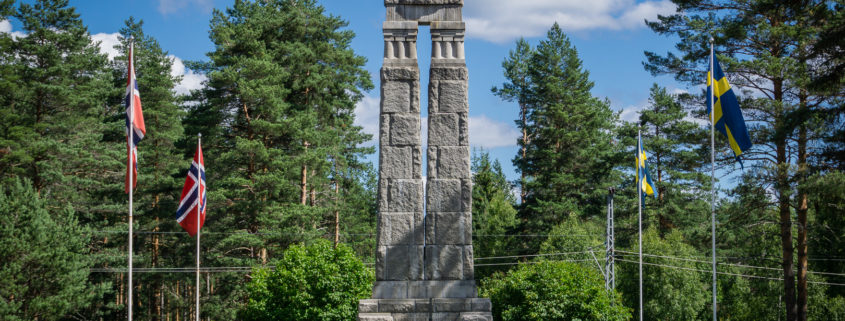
[706,55,752,163]
[637,135,656,204]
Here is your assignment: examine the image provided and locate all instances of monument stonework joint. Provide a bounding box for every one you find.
[361,1,492,320]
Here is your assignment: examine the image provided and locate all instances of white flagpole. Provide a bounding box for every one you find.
[709,37,718,321]
[638,127,643,321]
[127,39,134,321]
[196,133,202,321]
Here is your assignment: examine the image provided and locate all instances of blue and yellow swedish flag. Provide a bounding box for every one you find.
[637,135,656,201]
[707,55,752,162]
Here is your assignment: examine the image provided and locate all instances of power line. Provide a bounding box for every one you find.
[474,259,593,267]
[615,250,845,278]
[615,258,845,287]
[474,251,590,261]
[473,234,594,238]
[88,230,375,236]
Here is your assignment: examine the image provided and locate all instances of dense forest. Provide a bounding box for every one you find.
[0,0,843,321]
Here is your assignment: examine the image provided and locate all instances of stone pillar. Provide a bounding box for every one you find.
[425,20,472,284]
[360,1,492,320]
[374,20,426,293]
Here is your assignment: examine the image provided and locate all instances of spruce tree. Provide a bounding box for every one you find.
[471,150,518,278]
[516,24,617,250]
[0,178,101,320]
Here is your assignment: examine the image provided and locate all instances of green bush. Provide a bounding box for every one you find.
[238,239,373,321]
[480,260,631,321]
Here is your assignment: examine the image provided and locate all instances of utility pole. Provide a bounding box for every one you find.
[605,187,616,291]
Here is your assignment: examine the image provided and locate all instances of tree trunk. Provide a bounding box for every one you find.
[153,211,161,321]
[778,137,797,321]
[520,102,528,204]
[175,280,180,321]
[261,248,267,265]
[773,79,797,321]
[301,142,309,205]
[796,115,809,321]
[310,169,316,206]
[334,182,340,247]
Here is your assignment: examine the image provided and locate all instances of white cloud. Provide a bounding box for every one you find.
[90,34,207,95]
[464,0,677,43]
[353,94,380,146]
[670,87,689,95]
[158,0,214,15]
[619,105,643,123]
[168,55,207,95]
[0,19,10,33]
[0,19,27,39]
[469,115,520,148]
[91,32,121,60]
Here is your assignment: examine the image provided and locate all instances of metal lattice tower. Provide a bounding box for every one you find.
[606,187,616,291]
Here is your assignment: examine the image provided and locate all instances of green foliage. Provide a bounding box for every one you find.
[811,295,845,321]
[472,151,518,248]
[635,84,709,236]
[472,149,519,278]
[181,1,377,318]
[105,17,191,320]
[539,213,604,268]
[0,179,102,321]
[805,171,845,297]
[643,1,844,319]
[480,261,631,321]
[0,2,121,318]
[494,24,618,256]
[618,229,708,321]
[0,0,114,210]
[521,24,617,229]
[239,239,373,321]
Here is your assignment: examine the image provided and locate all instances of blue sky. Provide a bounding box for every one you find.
[2,0,690,183]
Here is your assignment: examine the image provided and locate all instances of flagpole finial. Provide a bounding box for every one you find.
[198,132,202,138]
[709,37,714,44]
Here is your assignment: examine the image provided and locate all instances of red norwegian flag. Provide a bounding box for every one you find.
[125,41,145,193]
[175,141,206,236]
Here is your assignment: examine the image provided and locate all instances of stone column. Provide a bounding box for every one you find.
[374,21,426,295]
[360,1,492,320]
[425,20,472,284]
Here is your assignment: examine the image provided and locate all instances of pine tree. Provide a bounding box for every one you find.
[637,84,709,235]
[492,39,534,204]
[107,18,187,321]
[191,0,374,318]
[0,3,118,317]
[0,0,114,209]
[644,2,839,319]
[516,24,617,249]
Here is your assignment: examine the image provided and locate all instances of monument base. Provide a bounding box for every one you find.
[372,280,478,299]
[358,297,493,321]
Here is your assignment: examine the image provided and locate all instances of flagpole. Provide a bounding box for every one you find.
[638,127,643,321]
[709,37,718,321]
[196,133,201,321]
[127,39,134,321]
